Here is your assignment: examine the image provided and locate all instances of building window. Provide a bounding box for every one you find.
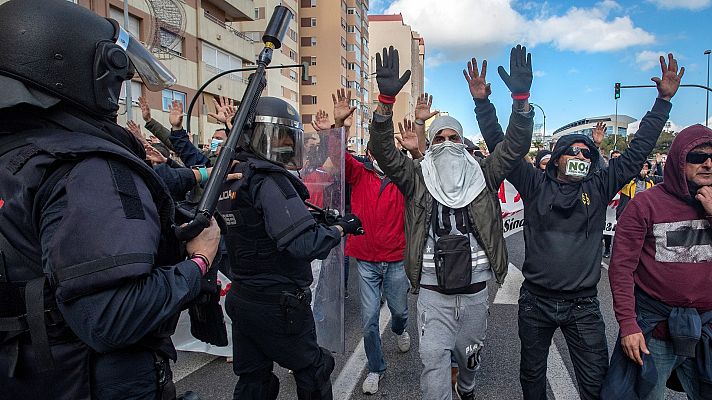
[302,95,318,106]
[119,80,141,105]
[109,7,140,39]
[300,0,317,7]
[288,28,297,41]
[289,70,298,81]
[254,8,259,19]
[347,7,355,14]
[341,57,347,67]
[300,37,317,47]
[162,89,187,111]
[341,18,347,30]
[341,76,348,87]
[300,17,316,27]
[341,37,347,49]
[302,114,313,124]
[160,29,183,56]
[202,43,244,76]
[347,25,357,33]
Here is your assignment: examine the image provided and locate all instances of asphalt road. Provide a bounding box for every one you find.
[173,231,686,399]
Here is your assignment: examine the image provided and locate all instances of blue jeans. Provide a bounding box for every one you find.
[357,260,409,373]
[644,338,701,400]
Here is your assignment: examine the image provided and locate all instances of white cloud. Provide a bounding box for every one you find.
[533,70,547,77]
[568,68,580,74]
[384,0,654,62]
[635,50,666,71]
[647,0,711,10]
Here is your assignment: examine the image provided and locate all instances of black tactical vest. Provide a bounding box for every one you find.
[220,154,313,288]
[0,127,181,399]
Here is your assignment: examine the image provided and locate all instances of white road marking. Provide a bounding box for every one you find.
[547,343,580,400]
[494,263,525,304]
[332,302,391,400]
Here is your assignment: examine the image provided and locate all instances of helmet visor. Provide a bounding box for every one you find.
[251,117,304,170]
[116,26,176,91]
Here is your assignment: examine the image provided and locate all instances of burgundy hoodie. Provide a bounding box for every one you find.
[610,124,712,337]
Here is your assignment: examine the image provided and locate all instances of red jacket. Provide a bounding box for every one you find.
[610,124,712,337]
[345,152,405,262]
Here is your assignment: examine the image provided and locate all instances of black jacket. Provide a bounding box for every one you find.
[476,98,671,298]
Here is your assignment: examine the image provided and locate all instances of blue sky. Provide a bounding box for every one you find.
[369,0,712,141]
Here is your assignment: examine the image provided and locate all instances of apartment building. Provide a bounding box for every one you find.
[368,14,425,134]
[298,0,371,154]
[61,0,255,145]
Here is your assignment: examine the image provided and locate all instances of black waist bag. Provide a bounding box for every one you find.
[432,204,472,291]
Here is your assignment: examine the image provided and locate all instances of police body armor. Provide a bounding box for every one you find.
[0,122,181,399]
[221,154,312,288]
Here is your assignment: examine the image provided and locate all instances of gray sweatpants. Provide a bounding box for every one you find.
[417,288,489,400]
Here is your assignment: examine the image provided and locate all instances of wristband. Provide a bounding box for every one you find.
[414,119,425,126]
[511,92,530,101]
[190,253,210,275]
[378,94,396,104]
[193,165,209,183]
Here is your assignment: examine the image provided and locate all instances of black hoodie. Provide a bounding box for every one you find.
[475,98,672,298]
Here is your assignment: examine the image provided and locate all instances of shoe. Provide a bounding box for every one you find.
[455,385,476,400]
[344,290,349,299]
[362,371,384,394]
[603,249,611,258]
[396,331,411,353]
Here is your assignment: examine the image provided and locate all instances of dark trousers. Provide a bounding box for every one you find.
[225,289,334,400]
[518,287,609,400]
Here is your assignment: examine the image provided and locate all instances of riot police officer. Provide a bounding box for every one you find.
[0,0,220,398]
[220,97,363,400]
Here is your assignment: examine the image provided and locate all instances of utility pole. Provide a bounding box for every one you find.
[705,49,711,127]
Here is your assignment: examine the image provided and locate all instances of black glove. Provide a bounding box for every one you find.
[497,44,532,96]
[335,213,364,235]
[376,46,412,99]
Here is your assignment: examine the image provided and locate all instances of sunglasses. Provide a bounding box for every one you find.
[686,152,712,164]
[563,146,592,159]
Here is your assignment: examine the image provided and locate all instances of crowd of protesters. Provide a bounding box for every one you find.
[53,33,709,400]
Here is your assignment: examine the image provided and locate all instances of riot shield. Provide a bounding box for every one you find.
[301,127,345,354]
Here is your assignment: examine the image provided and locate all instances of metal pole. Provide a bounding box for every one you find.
[705,50,711,127]
[123,0,133,122]
[530,102,546,145]
[614,99,618,151]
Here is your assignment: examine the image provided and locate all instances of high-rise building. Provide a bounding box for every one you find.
[238,0,301,110]
[298,0,371,154]
[368,14,425,134]
[55,0,257,145]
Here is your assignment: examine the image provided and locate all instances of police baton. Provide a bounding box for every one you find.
[175,5,293,241]
[305,201,365,235]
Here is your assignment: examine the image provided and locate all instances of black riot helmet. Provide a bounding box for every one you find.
[240,97,304,170]
[0,0,176,118]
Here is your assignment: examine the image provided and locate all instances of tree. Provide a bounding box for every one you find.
[653,130,675,154]
[600,135,628,155]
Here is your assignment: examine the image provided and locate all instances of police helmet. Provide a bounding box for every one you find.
[241,97,304,170]
[0,0,176,117]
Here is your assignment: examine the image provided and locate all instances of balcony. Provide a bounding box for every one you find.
[201,11,256,61]
[200,62,249,101]
[211,0,254,21]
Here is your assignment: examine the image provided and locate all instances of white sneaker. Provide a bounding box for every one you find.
[396,331,411,353]
[362,371,384,394]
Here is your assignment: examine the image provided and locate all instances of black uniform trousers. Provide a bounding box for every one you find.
[226,289,334,400]
[518,287,609,400]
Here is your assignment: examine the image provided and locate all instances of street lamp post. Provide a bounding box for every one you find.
[705,49,711,127]
[529,102,546,145]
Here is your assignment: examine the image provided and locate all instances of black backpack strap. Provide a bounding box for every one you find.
[24,276,54,372]
[107,159,146,220]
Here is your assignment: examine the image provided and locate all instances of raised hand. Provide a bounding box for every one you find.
[311,109,332,131]
[463,58,491,100]
[497,44,533,96]
[332,88,357,128]
[592,122,606,147]
[396,119,420,154]
[169,100,184,130]
[652,53,684,101]
[126,120,147,145]
[209,96,237,129]
[138,96,152,122]
[144,143,167,164]
[415,93,439,122]
[376,46,412,99]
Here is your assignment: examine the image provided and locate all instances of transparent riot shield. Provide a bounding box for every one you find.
[301,127,345,354]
